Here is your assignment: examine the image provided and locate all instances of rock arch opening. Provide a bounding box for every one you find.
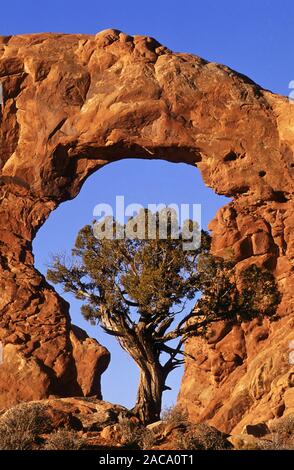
[33,158,229,409]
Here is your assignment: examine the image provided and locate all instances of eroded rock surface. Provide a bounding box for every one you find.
[0,30,293,428]
[70,325,110,398]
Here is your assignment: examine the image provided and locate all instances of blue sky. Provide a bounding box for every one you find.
[1,0,293,95]
[35,161,229,409]
[1,1,292,409]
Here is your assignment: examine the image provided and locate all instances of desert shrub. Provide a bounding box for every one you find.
[0,402,51,450]
[269,414,294,450]
[175,428,202,450]
[116,418,147,449]
[161,405,188,427]
[161,406,231,450]
[252,439,283,450]
[44,429,85,450]
[0,428,36,451]
[0,402,51,435]
[242,436,292,451]
[272,414,294,441]
[0,402,86,451]
[114,418,156,449]
[176,423,232,450]
[141,428,157,450]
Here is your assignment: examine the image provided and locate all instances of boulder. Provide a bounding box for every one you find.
[70,325,110,398]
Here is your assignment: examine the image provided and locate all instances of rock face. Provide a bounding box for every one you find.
[0,29,293,427]
[0,323,110,408]
[70,325,110,398]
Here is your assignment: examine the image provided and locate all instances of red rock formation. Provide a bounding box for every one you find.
[70,325,110,398]
[0,30,293,428]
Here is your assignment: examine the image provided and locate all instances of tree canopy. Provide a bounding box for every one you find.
[47,209,280,423]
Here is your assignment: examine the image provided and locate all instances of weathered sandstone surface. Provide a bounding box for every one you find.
[0,29,293,429]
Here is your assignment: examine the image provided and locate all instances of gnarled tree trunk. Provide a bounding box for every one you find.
[132,362,164,424]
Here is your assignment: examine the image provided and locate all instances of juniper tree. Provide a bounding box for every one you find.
[47,209,280,424]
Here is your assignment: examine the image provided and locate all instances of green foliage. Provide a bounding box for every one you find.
[47,209,280,422]
[195,256,281,332]
[47,210,279,340]
[237,264,281,320]
[48,211,206,326]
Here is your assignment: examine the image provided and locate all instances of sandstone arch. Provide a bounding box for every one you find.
[0,29,293,430]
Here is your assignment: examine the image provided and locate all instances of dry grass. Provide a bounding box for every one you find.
[161,405,188,427]
[268,414,294,450]
[44,429,85,450]
[161,405,232,450]
[115,418,156,449]
[0,402,50,450]
[0,402,85,450]
[176,423,232,450]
